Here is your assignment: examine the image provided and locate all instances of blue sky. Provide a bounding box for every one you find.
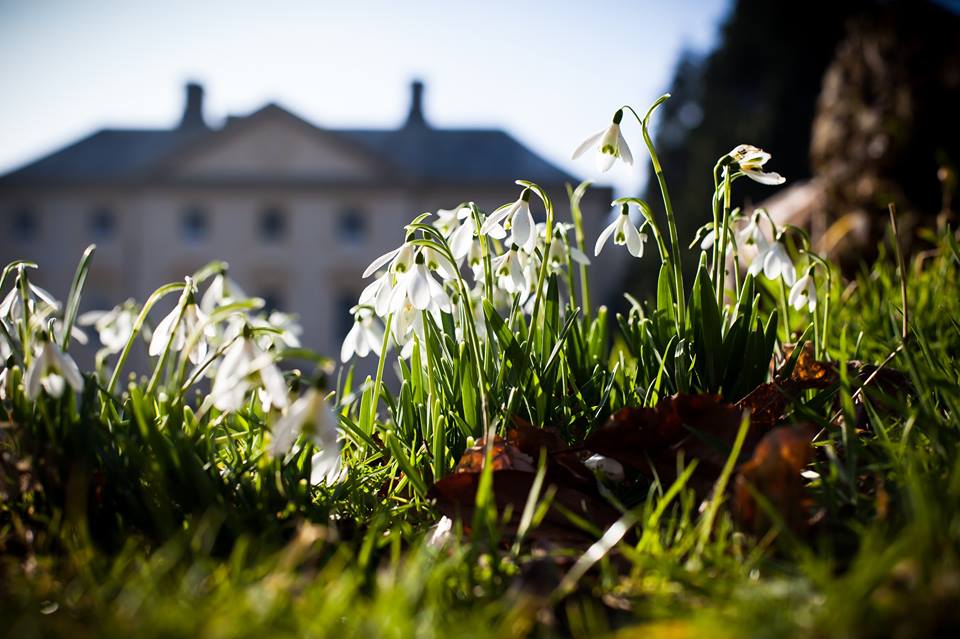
[0,0,730,196]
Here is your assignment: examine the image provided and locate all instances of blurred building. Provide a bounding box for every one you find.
[0,82,615,356]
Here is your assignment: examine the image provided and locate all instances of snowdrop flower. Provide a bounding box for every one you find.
[426,516,454,550]
[79,302,139,354]
[269,381,346,485]
[422,245,458,281]
[739,211,768,249]
[210,328,289,413]
[0,358,12,401]
[200,268,248,314]
[52,320,87,346]
[433,206,463,235]
[0,277,60,322]
[749,239,796,286]
[149,293,215,365]
[789,268,817,312]
[253,311,303,350]
[546,224,591,271]
[594,204,647,258]
[24,332,83,400]
[340,309,384,362]
[491,245,528,295]
[358,271,395,317]
[388,251,451,314]
[391,299,430,360]
[447,209,478,261]
[362,236,416,279]
[572,109,633,173]
[481,191,534,248]
[0,326,12,360]
[584,454,625,483]
[727,144,785,185]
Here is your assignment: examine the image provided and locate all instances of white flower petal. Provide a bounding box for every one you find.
[571,129,604,160]
[55,347,83,391]
[408,267,433,311]
[594,219,618,256]
[596,148,617,173]
[149,308,178,356]
[624,223,645,258]
[362,246,400,279]
[617,130,634,166]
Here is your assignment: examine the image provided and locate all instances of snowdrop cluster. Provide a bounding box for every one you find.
[0,259,345,487]
[341,188,592,365]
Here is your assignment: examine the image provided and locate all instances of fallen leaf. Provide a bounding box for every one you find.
[429,432,619,545]
[779,343,837,388]
[732,423,818,533]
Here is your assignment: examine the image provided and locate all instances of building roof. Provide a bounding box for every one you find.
[0,82,578,188]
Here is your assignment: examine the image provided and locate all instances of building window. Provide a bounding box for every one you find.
[259,206,286,242]
[338,207,366,243]
[90,206,116,240]
[10,206,38,241]
[181,206,208,243]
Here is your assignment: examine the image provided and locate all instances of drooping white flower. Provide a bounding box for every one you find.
[340,310,384,362]
[200,269,248,314]
[269,384,335,456]
[747,239,797,286]
[594,204,647,258]
[572,109,634,173]
[149,298,215,364]
[0,362,11,401]
[426,516,454,550]
[761,241,796,286]
[388,252,451,314]
[480,191,534,248]
[0,278,60,322]
[447,211,477,262]
[490,245,528,295]
[728,144,785,185]
[358,271,395,317]
[78,302,138,354]
[422,245,458,281]
[584,454,625,483]
[739,211,768,249]
[51,320,87,346]
[253,311,303,350]
[546,224,591,271]
[789,268,817,312]
[362,238,416,279]
[433,206,464,235]
[24,334,83,400]
[210,331,289,413]
[391,299,430,360]
[0,324,12,361]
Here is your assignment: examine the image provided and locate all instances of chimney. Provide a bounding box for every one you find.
[404,79,428,128]
[179,82,208,130]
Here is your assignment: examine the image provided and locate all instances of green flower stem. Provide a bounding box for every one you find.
[778,279,792,343]
[525,187,555,341]
[146,283,192,395]
[806,253,834,359]
[369,311,394,431]
[711,161,722,284]
[471,204,496,305]
[715,166,732,304]
[626,100,685,329]
[568,183,592,320]
[17,268,33,365]
[105,282,185,397]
